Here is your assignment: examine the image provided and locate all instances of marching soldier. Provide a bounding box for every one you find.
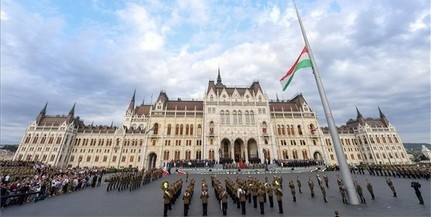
[308,177,315,198]
[267,182,274,208]
[319,182,327,203]
[252,183,258,208]
[365,179,375,200]
[296,176,302,193]
[274,183,283,214]
[201,188,209,216]
[182,189,191,216]
[386,177,397,197]
[162,182,172,217]
[354,180,366,204]
[239,185,247,215]
[339,184,348,204]
[289,180,296,202]
[219,187,229,216]
[323,174,329,188]
[257,185,266,214]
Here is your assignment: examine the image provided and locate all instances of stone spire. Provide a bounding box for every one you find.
[216,67,223,87]
[378,107,389,127]
[127,90,136,114]
[356,107,365,125]
[67,103,76,124]
[36,102,48,125]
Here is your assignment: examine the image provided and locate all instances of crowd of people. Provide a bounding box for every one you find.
[165,160,216,168]
[274,159,324,168]
[0,160,106,209]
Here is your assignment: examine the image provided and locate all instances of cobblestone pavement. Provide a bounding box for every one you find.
[1,170,430,217]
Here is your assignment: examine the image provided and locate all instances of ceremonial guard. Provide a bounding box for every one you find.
[274,183,283,214]
[267,182,274,208]
[239,185,247,215]
[296,176,302,193]
[339,184,348,204]
[289,180,296,202]
[182,189,191,216]
[200,186,209,216]
[308,178,315,198]
[219,187,229,216]
[257,185,266,214]
[319,182,327,203]
[365,179,375,200]
[323,174,329,188]
[252,183,258,208]
[354,180,366,204]
[162,181,172,217]
[386,177,397,197]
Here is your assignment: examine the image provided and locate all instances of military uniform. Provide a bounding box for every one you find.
[386,177,397,197]
[182,189,191,216]
[365,179,375,200]
[319,183,327,203]
[289,180,296,202]
[200,189,209,216]
[274,184,283,214]
[308,178,315,198]
[257,186,265,214]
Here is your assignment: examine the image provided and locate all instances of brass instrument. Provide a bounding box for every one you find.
[161,181,169,191]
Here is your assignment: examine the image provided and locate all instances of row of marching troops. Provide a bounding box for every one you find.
[162,178,184,217]
[218,175,285,215]
[161,172,426,217]
[354,165,431,180]
[106,168,163,192]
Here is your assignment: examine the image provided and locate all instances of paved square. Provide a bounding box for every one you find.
[1,170,429,217]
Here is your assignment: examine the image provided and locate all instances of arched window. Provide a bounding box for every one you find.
[180,124,184,135]
[282,125,286,135]
[283,150,288,159]
[297,125,303,135]
[175,124,180,135]
[233,110,237,124]
[291,125,295,135]
[225,110,230,124]
[292,150,298,159]
[153,123,159,135]
[190,124,194,135]
[302,150,308,159]
[262,122,268,134]
[238,111,242,124]
[250,111,255,123]
[167,124,172,135]
[245,111,250,123]
[197,124,202,136]
[196,150,202,160]
[185,124,189,135]
[220,111,225,124]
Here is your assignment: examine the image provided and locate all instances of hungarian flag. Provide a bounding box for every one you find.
[280,46,312,91]
[162,168,170,175]
[177,170,186,175]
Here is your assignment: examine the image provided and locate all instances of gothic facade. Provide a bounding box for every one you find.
[13,72,411,169]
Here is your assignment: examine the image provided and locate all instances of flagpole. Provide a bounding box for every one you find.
[292,0,359,205]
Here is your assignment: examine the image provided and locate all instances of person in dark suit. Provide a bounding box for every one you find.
[411,182,424,205]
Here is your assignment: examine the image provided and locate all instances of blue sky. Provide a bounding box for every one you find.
[1,0,430,144]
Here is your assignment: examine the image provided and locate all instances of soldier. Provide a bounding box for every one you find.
[386,177,397,197]
[182,189,191,216]
[289,180,296,202]
[257,185,265,214]
[411,181,424,205]
[296,176,302,193]
[354,180,366,204]
[320,182,327,203]
[200,188,209,216]
[308,178,315,198]
[163,184,172,217]
[239,185,247,215]
[365,179,375,200]
[274,184,283,214]
[339,184,348,204]
[219,187,229,216]
[267,182,274,208]
[252,183,258,208]
[323,174,329,188]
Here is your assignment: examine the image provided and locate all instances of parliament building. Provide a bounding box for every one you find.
[13,71,411,169]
